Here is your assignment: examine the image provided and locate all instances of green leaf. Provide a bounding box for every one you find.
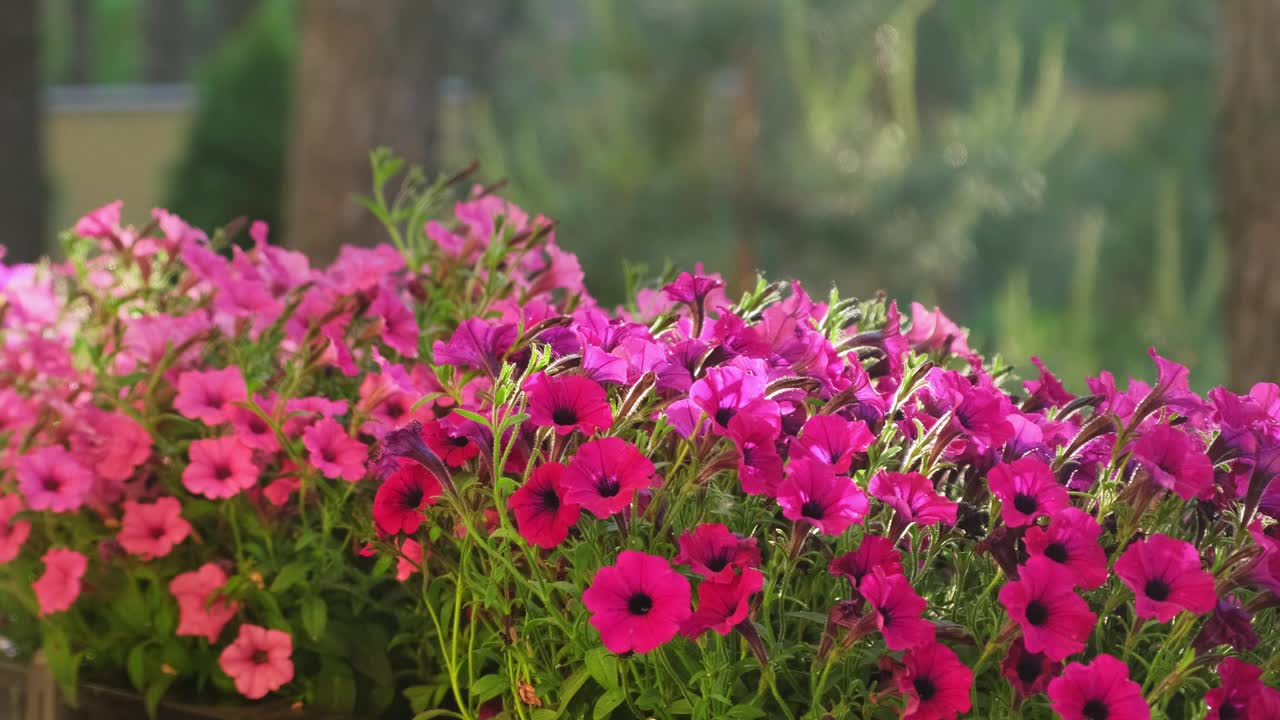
[584,647,618,690]
[593,688,625,720]
[312,659,358,714]
[669,699,693,715]
[551,668,590,719]
[413,711,465,720]
[127,644,148,692]
[728,705,768,719]
[42,625,80,707]
[270,563,309,594]
[144,676,176,718]
[350,624,394,688]
[453,408,491,427]
[301,596,327,641]
[470,674,508,704]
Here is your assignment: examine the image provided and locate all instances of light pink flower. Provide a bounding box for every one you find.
[33,548,88,616]
[183,437,258,499]
[303,418,368,482]
[0,495,32,564]
[117,498,191,560]
[396,538,424,582]
[174,367,248,425]
[218,624,294,700]
[170,564,240,642]
[17,446,93,512]
[73,408,152,481]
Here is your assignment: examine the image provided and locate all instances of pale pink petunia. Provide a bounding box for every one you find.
[173,367,249,425]
[182,436,258,499]
[170,564,240,642]
[33,548,88,616]
[116,497,191,560]
[303,418,368,482]
[218,624,294,700]
[73,408,153,481]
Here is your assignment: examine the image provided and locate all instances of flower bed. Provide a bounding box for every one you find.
[1,154,1278,719]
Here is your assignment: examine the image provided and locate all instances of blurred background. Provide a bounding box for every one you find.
[3,0,1277,392]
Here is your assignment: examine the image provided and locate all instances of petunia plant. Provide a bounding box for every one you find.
[2,150,1279,720]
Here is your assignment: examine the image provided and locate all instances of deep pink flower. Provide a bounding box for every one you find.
[262,477,301,507]
[987,457,1070,528]
[524,372,613,436]
[73,408,152,481]
[1001,637,1062,699]
[371,285,419,358]
[829,535,904,588]
[1205,658,1264,720]
[396,538,424,581]
[431,318,517,375]
[675,524,762,582]
[509,462,581,549]
[925,367,1015,451]
[679,567,764,639]
[0,495,31,564]
[33,548,87,616]
[726,409,785,496]
[776,459,869,536]
[688,365,768,434]
[74,200,123,239]
[662,271,726,310]
[1115,534,1216,622]
[228,402,280,453]
[1023,507,1109,590]
[373,460,442,536]
[219,624,294,700]
[858,568,936,651]
[793,415,875,473]
[420,418,481,467]
[173,367,248,425]
[183,437,258,499]
[303,418,367,482]
[17,446,92,512]
[998,559,1096,661]
[170,563,239,642]
[117,498,191,560]
[1022,356,1076,412]
[582,551,692,654]
[1129,424,1214,501]
[868,471,958,527]
[907,302,971,357]
[562,438,655,518]
[1047,655,1150,720]
[897,642,974,720]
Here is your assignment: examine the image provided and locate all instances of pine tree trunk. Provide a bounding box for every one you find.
[0,0,46,262]
[1219,0,1280,389]
[284,0,446,263]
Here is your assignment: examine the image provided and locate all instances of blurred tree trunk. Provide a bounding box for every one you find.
[1219,0,1280,389]
[0,0,46,262]
[143,0,189,83]
[285,0,448,263]
[69,0,92,84]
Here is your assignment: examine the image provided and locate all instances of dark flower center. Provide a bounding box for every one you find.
[1081,698,1109,720]
[1044,542,1069,564]
[1221,703,1240,720]
[878,607,893,626]
[252,650,270,665]
[552,407,579,426]
[627,593,653,616]
[214,465,233,481]
[800,500,825,520]
[1013,494,1038,515]
[321,448,337,463]
[1015,654,1043,684]
[912,676,937,701]
[1144,578,1172,602]
[705,553,730,573]
[539,486,561,510]
[42,476,61,492]
[1025,600,1049,626]
[450,435,470,447]
[596,476,621,498]
[402,487,425,509]
[151,526,168,540]
[385,402,405,419]
[249,417,269,434]
[715,407,736,427]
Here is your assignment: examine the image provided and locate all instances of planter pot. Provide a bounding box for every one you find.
[0,655,334,720]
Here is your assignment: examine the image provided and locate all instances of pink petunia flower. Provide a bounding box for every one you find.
[679,567,764,639]
[227,402,280,453]
[373,460,442,536]
[829,535,904,588]
[776,459,869,536]
[524,372,613,436]
[1023,507,1109,590]
[1001,637,1062,699]
[303,418,367,482]
[674,524,762,582]
[0,495,31,563]
[1114,533,1217,623]
[793,415,875,473]
[582,551,692,654]
[370,284,419,358]
[508,462,581,549]
[262,477,301,507]
[907,302,972,358]
[1047,655,1150,720]
[421,418,481,468]
[183,436,258,499]
[1205,657,1264,720]
[396,538,424,582]
[858,568,936,651]
[33,548,88,616]
[1022,356,1076,412]
[218,624,294,700]
[173,367,248,425]
[170,563,240,642]
[868,471,959,528]
[562,437,656,519]
[897,642,974,720]
[987,457,1070,528]
[72,408,152,481]
[17,446,93,513]
[116,497,191,560]
[998,558,1096,661]
[688,365,768,435]
[1128,424,1214,501]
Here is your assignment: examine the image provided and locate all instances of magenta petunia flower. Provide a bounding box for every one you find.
[33,548,87,616]
[219,624,294,700]
[370,284,419,358]
[1001,637,1062,699]
[998,558,1096,661]
[17,446,93,513]
[1022,356,1076,412]
[776,459,869,536]
[431,318,517,376]
[1114,534,1217,622]
[662,271,726,309]
[562,437,655,519]
[303,418,368,482]
[0,495,31,564]
[674,523,762,582]
[679,567,764,639]
[173,367,248,425]
[183,436,259,499]
[1128,424,1214,501]
[524,372,613,436]
[688,365,768,434]
[829,535,904,588]
[868,471,959,528]
[1205,657,1264,720]
[372,459,442,536]
[116,497,191,561]
[897,642,974,720]
[509,462,581,549]
[227,401,281,453]
[1023,507,1109,590]
[858,568,936,651]
[421,418,481,467]
[986,457,1070,528]
[1047,655,1150,720]
[726,409,784,496]
[793,415,875,473]
[907,302,972,358]
[1193,596,1259,654]
[170,563,240,642]
[582,551,692,654]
